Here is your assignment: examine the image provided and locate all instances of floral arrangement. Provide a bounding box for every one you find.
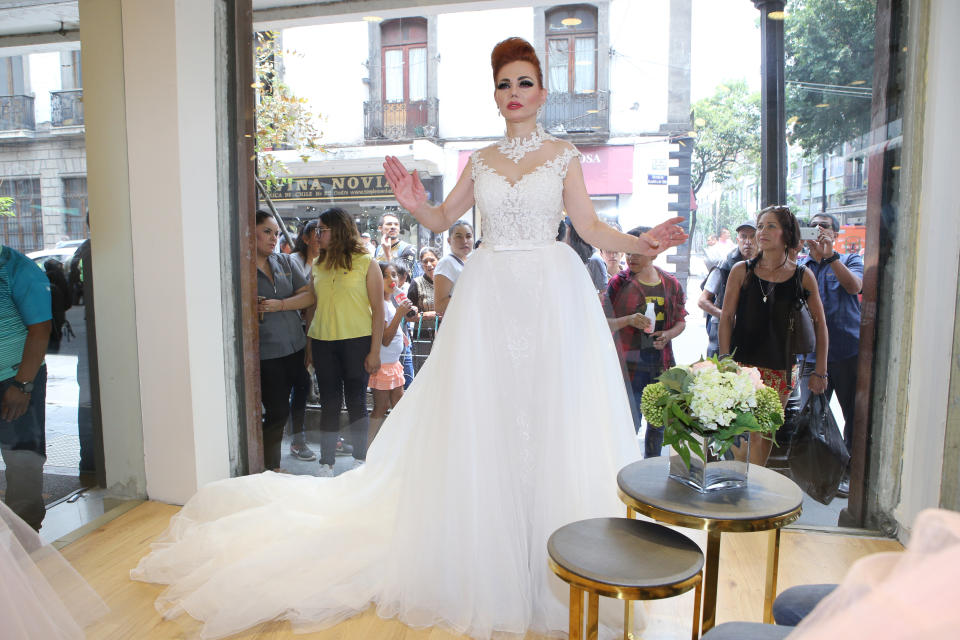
[641,355,785,468]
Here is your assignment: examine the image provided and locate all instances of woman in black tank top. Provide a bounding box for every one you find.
[718,205,829,465]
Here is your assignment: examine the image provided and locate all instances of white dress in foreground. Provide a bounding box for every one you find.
[0,500,107,639]
[132,140,642,639]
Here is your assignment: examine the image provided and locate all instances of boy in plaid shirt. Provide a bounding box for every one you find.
[603,227,687,457]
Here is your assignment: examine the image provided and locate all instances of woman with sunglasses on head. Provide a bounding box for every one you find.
[303,207,384,475]
[134,38,686,639]
[719,205,829,466]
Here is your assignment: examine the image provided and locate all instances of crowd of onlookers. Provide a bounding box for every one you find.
[0,201,864,532]
[259,203,862,487]
[256,208,476,474]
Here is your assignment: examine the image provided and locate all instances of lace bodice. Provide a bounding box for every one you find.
[471,143,581,250]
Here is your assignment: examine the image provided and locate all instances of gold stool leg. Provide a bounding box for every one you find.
[626,506,636,519]
[691,574,703,640]
[701,530,721,632]
[763,528,782,624]
[586,592,600,640]
[624,600,633,640]
[570,585,584,640]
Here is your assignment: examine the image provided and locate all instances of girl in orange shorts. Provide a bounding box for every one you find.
[368,262,415,445]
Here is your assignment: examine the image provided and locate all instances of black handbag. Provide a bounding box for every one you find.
[411,316,438,374]
[784,394,850,504]
[787,265,816,355]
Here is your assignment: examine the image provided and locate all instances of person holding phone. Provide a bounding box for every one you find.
[797,213,863,494]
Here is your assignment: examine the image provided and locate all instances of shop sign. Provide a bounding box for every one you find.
[647,174,668,185]
[266,174,395,202]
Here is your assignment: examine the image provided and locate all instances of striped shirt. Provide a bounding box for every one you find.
[0,246,52,381]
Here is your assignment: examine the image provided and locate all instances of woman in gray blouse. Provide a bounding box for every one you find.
[256,210,317,469]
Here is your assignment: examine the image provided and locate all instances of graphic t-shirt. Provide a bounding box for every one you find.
[633,278,665,350]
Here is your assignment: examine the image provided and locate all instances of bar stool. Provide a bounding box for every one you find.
[548,517,704,640]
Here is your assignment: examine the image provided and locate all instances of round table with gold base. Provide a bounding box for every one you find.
[548,517,705,640]
[617,457,802,633]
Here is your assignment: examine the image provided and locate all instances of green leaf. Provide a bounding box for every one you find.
[733,412,761,430]
[658,367,690,393]
[669,402,693,426]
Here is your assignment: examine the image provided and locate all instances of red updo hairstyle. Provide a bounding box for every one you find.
[491,37,543,88]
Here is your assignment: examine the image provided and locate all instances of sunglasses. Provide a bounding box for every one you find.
[809,221,833,229]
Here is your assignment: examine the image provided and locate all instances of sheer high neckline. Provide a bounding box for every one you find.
[497,123,551,163]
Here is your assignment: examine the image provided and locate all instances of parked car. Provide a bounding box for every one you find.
[27,247,78,268]
[55,239,86,250]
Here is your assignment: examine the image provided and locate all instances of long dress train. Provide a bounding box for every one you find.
[133,136,644,639]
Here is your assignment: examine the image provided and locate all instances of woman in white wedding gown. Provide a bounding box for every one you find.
[132,37,687,640]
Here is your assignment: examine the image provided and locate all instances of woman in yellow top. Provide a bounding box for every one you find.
[305,207,385,476]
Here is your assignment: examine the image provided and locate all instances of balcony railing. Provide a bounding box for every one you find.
[0,95,36,131]
[364,98,439,141]
[51,89,84,127]
[542,90,610,136]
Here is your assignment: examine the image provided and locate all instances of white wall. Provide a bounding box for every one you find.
[282,21,368,146]
[27,51,60,124]
[608,0,669,134]
[894,0,960,535]
[437,8,533,139]
[78,0,146,498]
[79,0,231,503]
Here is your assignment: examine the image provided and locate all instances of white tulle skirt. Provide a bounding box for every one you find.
[0,500,108,639]
[133,243,643,639]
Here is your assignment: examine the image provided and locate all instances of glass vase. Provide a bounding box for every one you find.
[668,432,749,492]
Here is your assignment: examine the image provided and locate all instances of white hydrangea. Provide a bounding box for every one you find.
[687,368,758,431]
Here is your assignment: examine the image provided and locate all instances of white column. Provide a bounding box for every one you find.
[895,0,960,533]
[79,0,231,504]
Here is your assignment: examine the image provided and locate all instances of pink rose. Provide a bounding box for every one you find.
[742,366,764,390]
[690,360,717,373]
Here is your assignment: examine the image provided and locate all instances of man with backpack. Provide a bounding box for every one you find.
[698,222,757,356]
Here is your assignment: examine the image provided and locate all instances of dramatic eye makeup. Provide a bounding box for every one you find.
[496,76,536,90]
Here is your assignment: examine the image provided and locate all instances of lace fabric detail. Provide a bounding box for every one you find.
[471,145,582,250]
[497,123,549,163]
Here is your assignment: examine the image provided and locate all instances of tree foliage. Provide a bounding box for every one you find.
[255,32,324,192]
[691,80,761,195]
[785,0,876,156]
[0,179,13,217]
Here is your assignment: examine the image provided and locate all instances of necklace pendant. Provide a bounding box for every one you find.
[763,295,767,303]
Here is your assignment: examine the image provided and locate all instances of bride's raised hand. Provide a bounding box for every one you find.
[383,156,427,213]
[636,217,689,255]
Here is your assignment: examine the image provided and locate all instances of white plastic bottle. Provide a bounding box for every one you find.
[643,301,656,334]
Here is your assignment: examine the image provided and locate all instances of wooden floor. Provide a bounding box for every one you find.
[61,501,902,640]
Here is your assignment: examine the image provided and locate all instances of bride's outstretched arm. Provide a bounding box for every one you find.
[383,156,476,233]
[563,157,687,256]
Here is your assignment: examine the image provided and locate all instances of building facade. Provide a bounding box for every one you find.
[1,49,87,253]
